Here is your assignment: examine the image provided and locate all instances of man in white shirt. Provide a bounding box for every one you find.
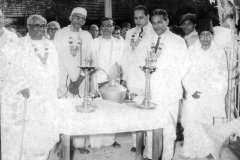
[182,17,228,159]
[0,9,19,93]
[121,5,155,153]
[141,9,189,160]
[179,13,198,47]
[89,24,99,39]
[54,7,93,153]
[47,21,60,40]
[89,17,124,148]
[1,14,60,160]
[92,17,123,84]
[54,7,93,98]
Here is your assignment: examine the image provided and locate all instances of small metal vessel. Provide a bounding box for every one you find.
[99,79,127,103]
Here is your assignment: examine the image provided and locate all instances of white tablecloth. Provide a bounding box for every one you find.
[55,98,175,136]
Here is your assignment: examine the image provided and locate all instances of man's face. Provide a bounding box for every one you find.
[151,15,168,36]
[70,13,86,29]
[90,26,99,39]
[134,10,148,28]
[181,19,195,35]
[101,19,114,36]
[47,25,59,40]
[120,27,129,39]
[113,29,121,39]
[28,18,46,40]
[199,31,213,48]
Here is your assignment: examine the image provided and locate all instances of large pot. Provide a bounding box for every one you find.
[99,80,127,103]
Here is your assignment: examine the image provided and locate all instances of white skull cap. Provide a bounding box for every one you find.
[71,7,87,17]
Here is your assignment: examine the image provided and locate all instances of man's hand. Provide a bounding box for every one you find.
[19,88,30,99]
[192,91,201,99]
[68,74,85,96]
[120,80,127,88]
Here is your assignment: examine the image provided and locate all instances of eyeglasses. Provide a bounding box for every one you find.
[48,27,59,30]
[72,15,86,21]
[102,24,114,28]
[28,24,46,28]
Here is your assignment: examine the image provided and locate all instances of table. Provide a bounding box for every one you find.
[55,98,174,160]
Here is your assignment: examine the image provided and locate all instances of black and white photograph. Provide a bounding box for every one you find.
[0,0,240,160]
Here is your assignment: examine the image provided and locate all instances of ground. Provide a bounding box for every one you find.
[73,133,136,160]
[71,133,239,160]
[72,133,186,160]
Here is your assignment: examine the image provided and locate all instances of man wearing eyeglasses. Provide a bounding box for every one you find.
[1,14,61,160]
[89,24,99,39]
[47,21,61,40]
[92,17,124,85]
[54,7,93,98]
[89,17,124,148]
[54,7,94,153]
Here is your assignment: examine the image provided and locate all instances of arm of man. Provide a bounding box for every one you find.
[6,45,31,99]
[180,40,195,98]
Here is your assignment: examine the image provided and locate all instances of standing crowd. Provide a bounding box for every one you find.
[0,4,239,160]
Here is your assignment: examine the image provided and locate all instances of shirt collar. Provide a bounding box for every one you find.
[184,29,197,39]
[135,21,152,32]
[24,33,45,42]
[100,35,114,40]
[154,27,170,39]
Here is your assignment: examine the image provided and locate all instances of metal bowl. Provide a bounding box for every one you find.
[99,81,127,103]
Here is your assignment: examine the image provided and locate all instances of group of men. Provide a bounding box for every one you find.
[0,3,237,160]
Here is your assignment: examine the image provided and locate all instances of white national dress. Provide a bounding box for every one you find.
[120,22,156,156]
[184,29,198,47]
[88,36,125,148]
[182,41,228,158]
[91,36,124,83]
[202,118,240,159]
[143,29,189,160]
[54,26,93,97]
[121,22,155,96]
[1,35,61,160]
[0,28,19,92]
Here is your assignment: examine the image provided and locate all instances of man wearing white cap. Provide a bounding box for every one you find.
[54,7,93,98]
[54,7,93,153]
